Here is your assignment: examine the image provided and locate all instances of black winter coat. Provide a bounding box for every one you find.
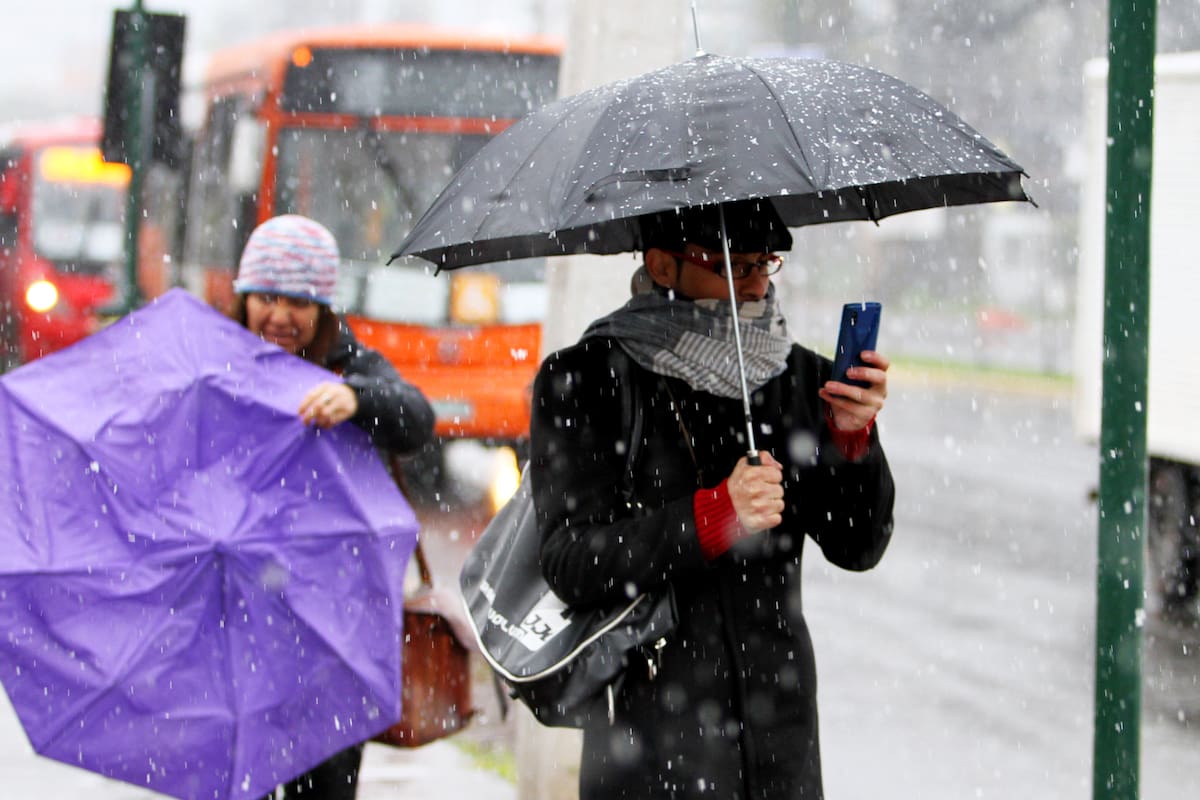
[325,323,435,455]
[530,336,895,800]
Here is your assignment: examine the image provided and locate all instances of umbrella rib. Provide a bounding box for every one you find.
[30,558,227,752]
[741,59,1022,218]
[229,537,401,734]
[470,93,602,243]
[889,82,1026,179]
[740,59,822,192]
[284,569,395,694]
[568,90,676,210]
[473,73,656,241]
[0,389,175,579]
[219,549,242,800]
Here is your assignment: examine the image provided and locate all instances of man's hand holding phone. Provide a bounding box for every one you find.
[820,350,890,431]
[820,302,889,431]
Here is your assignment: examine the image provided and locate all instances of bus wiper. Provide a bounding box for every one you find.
[63,191,105,269]
[361,125,422,229]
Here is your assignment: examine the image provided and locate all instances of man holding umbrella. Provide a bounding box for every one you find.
[529,199,895,799]
[393,45,1027,800]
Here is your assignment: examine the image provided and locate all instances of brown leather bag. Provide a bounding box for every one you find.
[373,539,475,747]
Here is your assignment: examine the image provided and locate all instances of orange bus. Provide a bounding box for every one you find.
[178,24,561,497]
[0,118,132,369]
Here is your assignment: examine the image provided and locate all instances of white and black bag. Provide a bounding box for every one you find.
[458,353,677,728]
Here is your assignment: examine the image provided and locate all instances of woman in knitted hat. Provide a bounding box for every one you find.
[236,214,435,800]
[233,214,434,453]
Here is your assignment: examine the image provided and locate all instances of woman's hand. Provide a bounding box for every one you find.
[727,451,785,534]
[818,350,890,431]
[299,381,358,428]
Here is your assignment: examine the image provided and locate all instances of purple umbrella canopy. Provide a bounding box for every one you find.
[0,289,418,800]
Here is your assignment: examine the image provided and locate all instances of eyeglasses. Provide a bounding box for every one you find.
[664,250,784,279]
[250,292,317,311]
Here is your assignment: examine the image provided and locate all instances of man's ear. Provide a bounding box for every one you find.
[644,248,677,289]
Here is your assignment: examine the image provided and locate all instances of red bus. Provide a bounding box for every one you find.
[177,24,561,499]
[0,118,133,369]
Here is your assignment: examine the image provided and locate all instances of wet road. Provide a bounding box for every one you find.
[811,367,1198,799]
[0,367,1194,798]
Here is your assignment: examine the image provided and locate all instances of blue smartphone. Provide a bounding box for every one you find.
[831,302,882,388]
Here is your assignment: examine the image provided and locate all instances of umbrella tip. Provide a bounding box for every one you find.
[690,1,705,55]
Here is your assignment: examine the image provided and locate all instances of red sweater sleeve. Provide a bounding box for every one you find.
[693,479,743,560]
[827,416,874,462]
[695,414,875,557]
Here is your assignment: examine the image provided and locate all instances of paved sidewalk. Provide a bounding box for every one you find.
[359,740,516,800]
[0,688,515,800]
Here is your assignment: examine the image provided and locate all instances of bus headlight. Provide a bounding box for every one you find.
[450,272,500,325]
[488,446,521,514]
[25,280,60,313]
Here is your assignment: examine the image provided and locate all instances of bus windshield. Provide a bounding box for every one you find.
[274,126,485,263]
[31,143,127,268]
[32,146,128,273]
[281,47,559,119]
[274,126,547,325]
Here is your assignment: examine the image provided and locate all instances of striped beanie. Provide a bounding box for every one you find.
[234,215,339,305]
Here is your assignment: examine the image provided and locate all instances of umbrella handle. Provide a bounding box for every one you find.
[412,538,433,590]
[746,450,761,467]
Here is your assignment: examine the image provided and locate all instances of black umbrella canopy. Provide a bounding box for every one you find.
[393,53,1029,270]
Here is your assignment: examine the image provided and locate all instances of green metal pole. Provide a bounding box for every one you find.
[114,0,147,316]
[1093,1,1155,798]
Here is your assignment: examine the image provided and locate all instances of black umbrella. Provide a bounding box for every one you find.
[392,53,1031,458]
[392,53,1029,270]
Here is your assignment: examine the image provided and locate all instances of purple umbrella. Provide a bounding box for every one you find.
[0,289,417,800]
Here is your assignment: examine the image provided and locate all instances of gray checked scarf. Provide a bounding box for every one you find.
[581,267,792,398]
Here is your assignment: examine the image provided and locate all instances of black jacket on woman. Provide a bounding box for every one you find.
[326,322,435,454]
[530,335,895,800]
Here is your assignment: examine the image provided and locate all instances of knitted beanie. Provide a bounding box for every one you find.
[234,215,339,305]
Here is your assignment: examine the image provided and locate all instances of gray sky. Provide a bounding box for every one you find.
[0,0,567,123]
